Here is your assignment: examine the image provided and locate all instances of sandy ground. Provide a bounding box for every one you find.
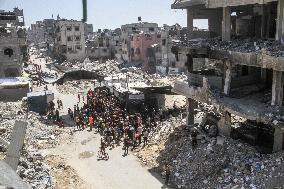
[47,130,170,189]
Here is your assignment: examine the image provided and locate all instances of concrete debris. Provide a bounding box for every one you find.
[56,80,94,95]
[137,110,284,189]
[0,101,72,189]
[188,37,284,57]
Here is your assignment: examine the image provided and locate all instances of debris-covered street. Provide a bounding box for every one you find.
[2,0,284,189]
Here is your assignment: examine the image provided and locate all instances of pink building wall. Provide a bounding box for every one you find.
[129,32,161,71]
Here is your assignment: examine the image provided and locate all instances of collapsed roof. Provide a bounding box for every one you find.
[172,0,278,9]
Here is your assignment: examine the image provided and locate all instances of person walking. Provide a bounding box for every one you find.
[123,136,129,156]
[89,115,94,131]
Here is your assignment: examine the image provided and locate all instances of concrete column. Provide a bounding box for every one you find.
[271,70,284,106]
[187,8,193,40]
[273,125,284,152]
[222,7,231,41]
[276,0,284,41]
[217,111,231,137]
[209,11,222,37]
[187,98,197,125]
[223,60,232,95]
[261,4,267,38]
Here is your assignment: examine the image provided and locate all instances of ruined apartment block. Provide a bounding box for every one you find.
[28,21,45,45]
[172,0,284,153]
[54,20,86,62]
[130,31,161,73]
[0,8,27,77]
[121,22,160,63]
[155,24,189,75]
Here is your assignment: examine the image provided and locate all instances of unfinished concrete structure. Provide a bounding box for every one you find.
[54,19,86,62]
[0,8,27,77]
[172,0,284,152]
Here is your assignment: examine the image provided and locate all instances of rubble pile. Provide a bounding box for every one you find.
[146,74,188,87]
[136,117,187,167]
[56,80,94,95]
[137,115,284,189]
[93,60,121,76]
[188,37,284,57]
[0,101,74,189]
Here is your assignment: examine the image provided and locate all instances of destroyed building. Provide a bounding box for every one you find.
[54,19,86,62]
[121,22,160,63]
[86,29,123,62]
[156,24,189,75]
[84,23,93,39]
[86,30,112,61]
[130,31,161,73]
[0,8,27,77]
[171,0,284,152]
[28,21,46,45]
[42,19,56,51]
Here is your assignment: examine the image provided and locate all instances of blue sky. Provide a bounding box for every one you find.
[0,0,190,30]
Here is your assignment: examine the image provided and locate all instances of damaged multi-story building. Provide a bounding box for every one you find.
[155,24,189,75]
[28,21,45,45]
[54,19,86,62]
[0,8,27,77]
[129,31,162,73]
[84,23,93,40]
[171,0,284,153]
[121,21,160,64]
[86,28,123,62]
[86,30,112,61]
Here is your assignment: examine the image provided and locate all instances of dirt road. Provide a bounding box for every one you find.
[48,130,170,189]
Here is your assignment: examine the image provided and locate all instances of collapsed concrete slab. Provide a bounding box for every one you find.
[4,121,28,171]
[0,77,29,102]
[0,161,31,189]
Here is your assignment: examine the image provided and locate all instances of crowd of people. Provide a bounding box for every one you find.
[46,86,175,185]
[66,87,159,157]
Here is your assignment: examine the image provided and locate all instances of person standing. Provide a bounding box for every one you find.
[75,115,80,130]
[143,129,149,146]
[89,115,94,131]
[124,136,129,156]
[78,94,81,102]
[68,108,73,120]
[137,125,143,145]
[164,162,170,186]
[55,109,60,123]
[191,129,198,149]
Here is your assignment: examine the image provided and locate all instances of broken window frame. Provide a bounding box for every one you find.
[75,35,81,41]
[67,46,73,52]
[75,45,82,50]
[66,26,72,31]
[67,36,73,42]
[4,48,13,57]
[74,26,80,31]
